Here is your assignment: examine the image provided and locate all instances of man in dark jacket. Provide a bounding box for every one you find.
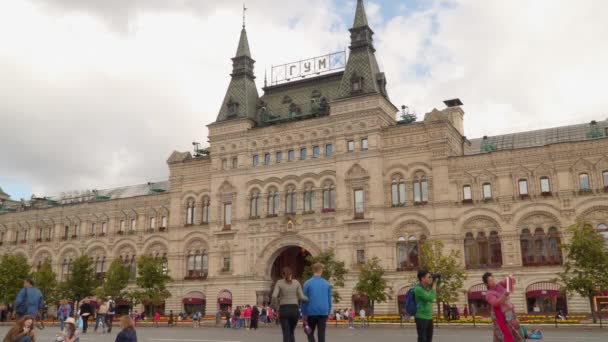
[79,299,93,333]
[14,279,44,319]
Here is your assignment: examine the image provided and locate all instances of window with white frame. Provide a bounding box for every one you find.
[540,177,551,193]
[391,177,406,206]
[267,190,279,216]
[304,187,315,213]
[354,189,365,218]
[186,200,195,225]
[463,185,472,201]
[202,199,210,224]
[518,179,529,195]
[285,187,297,214]
[323,183,336,211]
[250,191,260,218]
[579,173,590,190]
[482,183,492,199]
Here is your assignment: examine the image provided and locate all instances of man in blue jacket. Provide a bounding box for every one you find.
[15,279,44,319]
[302,263,332,342]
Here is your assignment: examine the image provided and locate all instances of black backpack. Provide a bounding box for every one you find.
[108,300,115,312]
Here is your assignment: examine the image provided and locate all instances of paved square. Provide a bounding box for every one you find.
[0,324,605,342]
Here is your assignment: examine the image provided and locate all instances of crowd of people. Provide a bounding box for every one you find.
[1,279,135,342]
[1,267,546,342]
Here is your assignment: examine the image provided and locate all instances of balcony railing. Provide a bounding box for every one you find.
[466,263,503,270]
[184,273,208,281]
[522,258,562,267]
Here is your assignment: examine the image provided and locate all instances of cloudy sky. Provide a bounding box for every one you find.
[1,0,607,200]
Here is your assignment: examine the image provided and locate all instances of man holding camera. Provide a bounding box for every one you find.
[414,270,441,342]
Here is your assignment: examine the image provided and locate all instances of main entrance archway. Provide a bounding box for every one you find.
[271,246,311,282]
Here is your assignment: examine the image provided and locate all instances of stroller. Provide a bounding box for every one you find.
[521,326,543,340]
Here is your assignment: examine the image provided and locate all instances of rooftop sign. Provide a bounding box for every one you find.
[270,51,346,86]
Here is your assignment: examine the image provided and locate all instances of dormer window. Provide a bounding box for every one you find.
[351,73,364,93]
[227,98,238,117]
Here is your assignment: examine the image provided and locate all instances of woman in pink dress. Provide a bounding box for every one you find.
[483,272,525,342]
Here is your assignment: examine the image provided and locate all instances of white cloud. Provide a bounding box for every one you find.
[1,0,607,197]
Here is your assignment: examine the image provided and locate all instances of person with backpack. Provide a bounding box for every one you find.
[105,297,115,333]
[412,270,440,342]
[14,279,44,320]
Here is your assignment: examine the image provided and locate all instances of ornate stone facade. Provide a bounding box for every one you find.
[2,0,608,315]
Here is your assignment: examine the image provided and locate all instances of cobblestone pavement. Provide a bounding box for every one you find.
[0,324,605,341]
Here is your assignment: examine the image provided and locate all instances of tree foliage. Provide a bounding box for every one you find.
[129,256,172,306]
[32,258,58,305]
[557,220,608,323]
[355,257,392,317]
[95,259,130,300]
[420,240,466,305]
[303,249,348,303]
[58,255,98,307]
[0,253,31,304]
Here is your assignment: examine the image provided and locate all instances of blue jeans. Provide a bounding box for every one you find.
[16,336,31,342]
[95,314,106,331]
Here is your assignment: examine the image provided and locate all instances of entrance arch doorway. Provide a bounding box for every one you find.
[271,246,311,282]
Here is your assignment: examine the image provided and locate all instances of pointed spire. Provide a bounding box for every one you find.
[353,0,369,28]
[216,14,260,123]
[337,0,389,99]
[235,27,251,58]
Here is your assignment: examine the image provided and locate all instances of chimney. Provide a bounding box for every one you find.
[442,98,464,136]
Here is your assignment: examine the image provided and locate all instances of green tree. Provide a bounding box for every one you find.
[557,220,608,323]
[355,257,392,318]
[303,249,348,303]
[0,253,31,304]
[128,256,172,307]
[420,240,467,320]
[95,259,130,300]
[58,255,98,309]
[32,258,58,305]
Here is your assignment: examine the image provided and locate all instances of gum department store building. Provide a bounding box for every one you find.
[1,0,608,316]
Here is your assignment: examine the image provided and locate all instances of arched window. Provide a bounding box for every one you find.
[603,171,608,187]
[95,256,106,279]
[201,198,210,224]
[161,216,168,228]
[250,191,260,218]
[186,250,209,279]
[396,235,424,271]
[285,187,297,215]
[122,255,137,281]
[63,226,69,240]
[37,227,44,241]
[490,231,503,266]
[540,177,551,194]
[599,224,608,246]
[579,173,590,190]
[186,200,195,225]
[521,226,564,266]
[61,258,72,281]
[391,177,406,206]
[477,232,489,265]
[23,229,29,243]
[46,227,53,241]
[547,227,562,265]
[101,222,107,235]
[303,187,315,213]
[72,224,78,238]
[533,228,546,263]
[413,176,428,203]
[149,217,156,230]
[90,223,96,236]
[462,230,503,269]
[267,190,279,217]
[322,183,336,212]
